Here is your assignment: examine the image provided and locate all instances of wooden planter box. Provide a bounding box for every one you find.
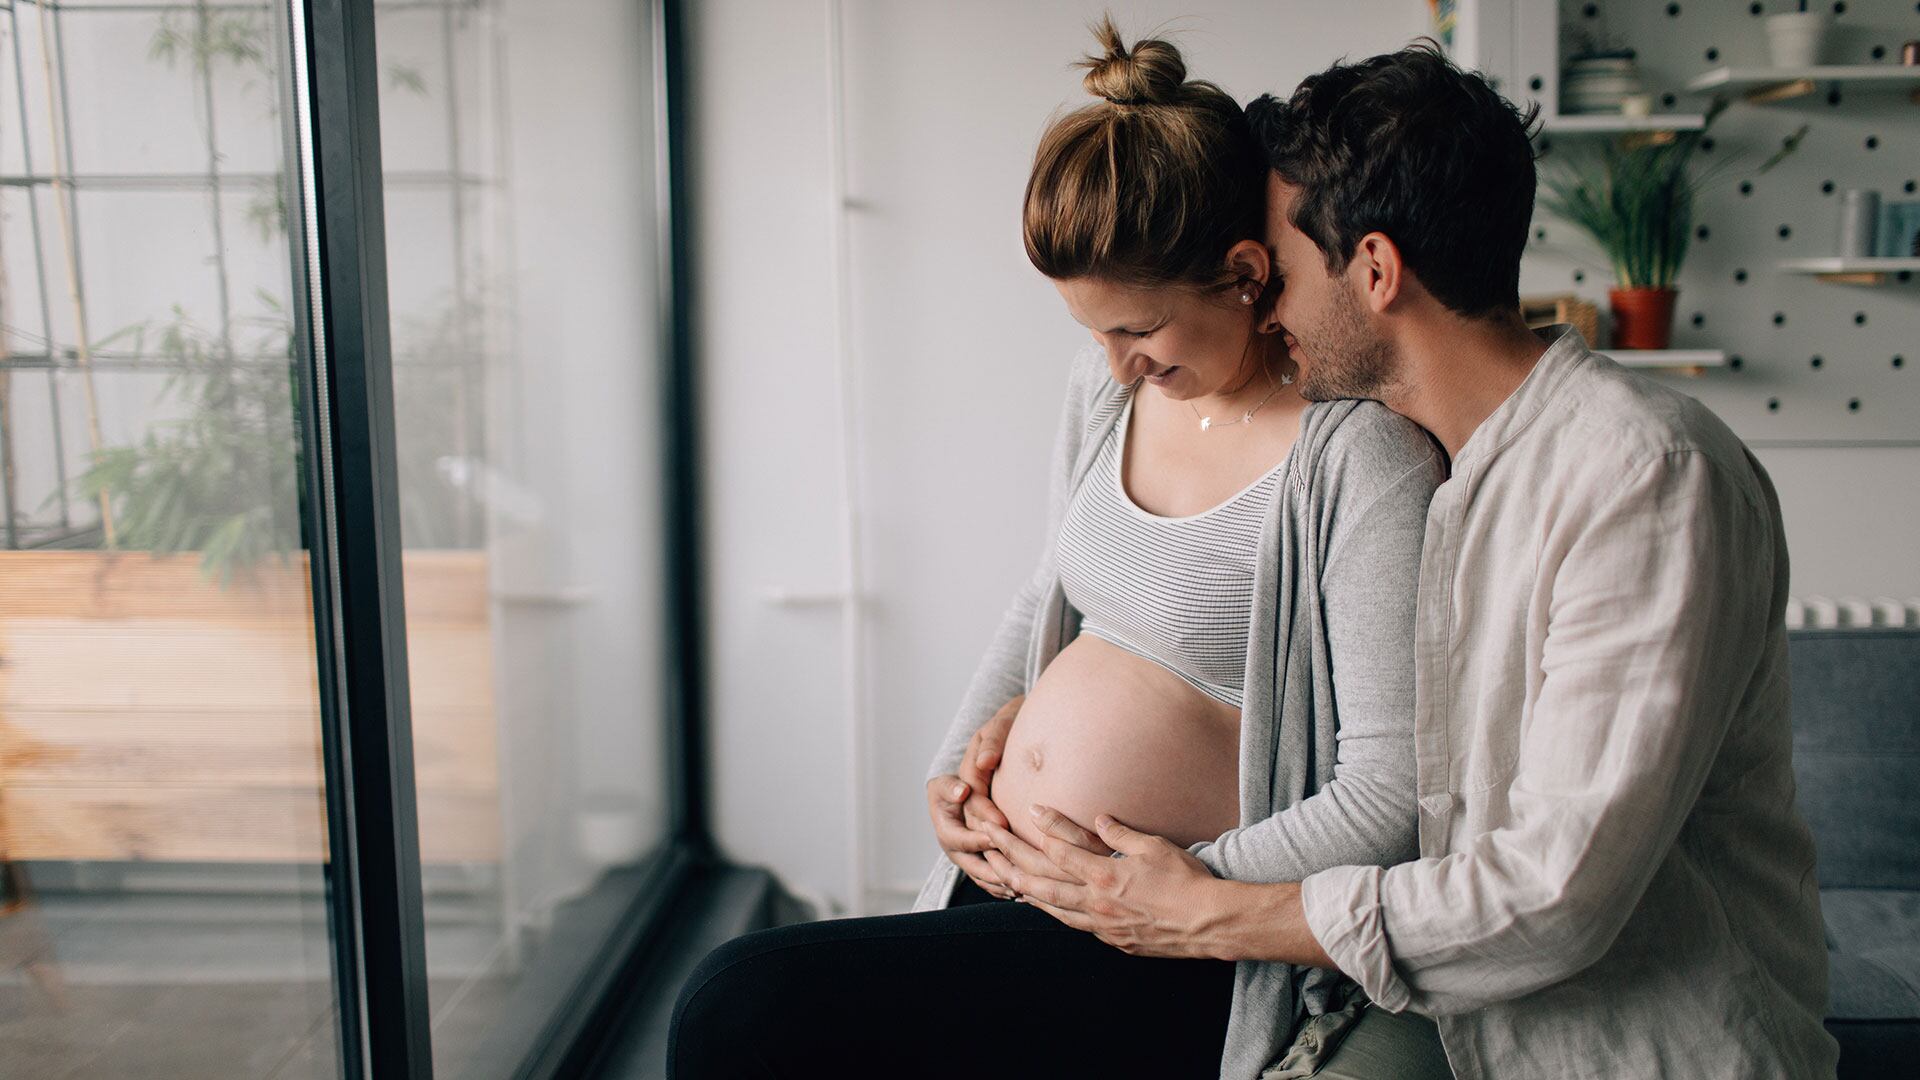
[0,550,499,864]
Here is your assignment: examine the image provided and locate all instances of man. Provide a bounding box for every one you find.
[964,44,1838,1079]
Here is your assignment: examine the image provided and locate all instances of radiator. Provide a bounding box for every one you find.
[1785,596,1920,630]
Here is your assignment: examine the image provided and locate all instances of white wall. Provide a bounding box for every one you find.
[688,0,859,914]
[1750,447,1920,601]
[691,0,1431,915]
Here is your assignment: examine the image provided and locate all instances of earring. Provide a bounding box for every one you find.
[1239,292,1253,304]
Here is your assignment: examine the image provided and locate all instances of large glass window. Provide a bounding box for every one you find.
[0,1,679,1076]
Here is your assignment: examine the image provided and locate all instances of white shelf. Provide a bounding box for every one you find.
[1597,349,1728,371]
[1778,257,1920,274]
[1686,65,1920,99]
[1540,113,1707,134]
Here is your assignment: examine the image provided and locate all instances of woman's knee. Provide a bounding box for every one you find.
[668,928,813,1078]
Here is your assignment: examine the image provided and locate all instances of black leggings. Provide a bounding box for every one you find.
[668,877,1235,1079]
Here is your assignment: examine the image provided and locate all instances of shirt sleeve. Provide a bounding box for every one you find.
[925,346,1106,781]
[1189,426,1437,882]
[1301,448,1775,1015]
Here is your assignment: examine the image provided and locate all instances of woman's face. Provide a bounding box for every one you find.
[1053,272,1266,401]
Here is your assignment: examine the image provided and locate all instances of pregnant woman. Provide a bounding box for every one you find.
[670,22,1443,1080]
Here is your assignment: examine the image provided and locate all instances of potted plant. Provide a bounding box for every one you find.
[1539,102,1799,351]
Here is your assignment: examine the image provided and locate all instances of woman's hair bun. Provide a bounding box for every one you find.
[1026,14,1259,290]
[1078,16,1187,106]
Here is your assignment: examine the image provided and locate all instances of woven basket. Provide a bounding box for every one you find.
[1520,293,1600,346]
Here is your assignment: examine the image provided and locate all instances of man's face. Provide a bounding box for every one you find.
[1264,176,1397,402]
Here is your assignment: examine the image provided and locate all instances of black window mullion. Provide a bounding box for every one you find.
[283,0,435,1077]
[654,0,710,860]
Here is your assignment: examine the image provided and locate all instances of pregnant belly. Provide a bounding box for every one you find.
[989,634,1241,855]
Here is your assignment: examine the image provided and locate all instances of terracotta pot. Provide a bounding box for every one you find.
[1608,287,1677,351]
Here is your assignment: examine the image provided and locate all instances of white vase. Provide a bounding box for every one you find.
[577,807,645,866]
[1765,12,1832,69]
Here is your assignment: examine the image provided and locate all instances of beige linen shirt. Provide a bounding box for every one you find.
[1301,327,1839,1079]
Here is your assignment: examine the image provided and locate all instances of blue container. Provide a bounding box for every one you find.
[1876,201,1920,259]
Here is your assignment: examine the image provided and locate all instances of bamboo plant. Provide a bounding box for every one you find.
[61,303,306,585]
[67,293,482,585]
[43,11,458,585]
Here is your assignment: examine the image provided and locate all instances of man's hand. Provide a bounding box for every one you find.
[982,807,1336,967]
[925,695,1022,899]
[980,806,1241,960]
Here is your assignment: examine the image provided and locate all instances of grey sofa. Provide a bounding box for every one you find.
[1789,628,1920,1080]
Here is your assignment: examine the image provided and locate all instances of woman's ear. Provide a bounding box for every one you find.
[1223,239,1272,300]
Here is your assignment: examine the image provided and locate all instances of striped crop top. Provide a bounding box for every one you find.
[1054,391,1287,709]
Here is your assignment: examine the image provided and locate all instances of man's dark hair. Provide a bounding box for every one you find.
[1247,42,1539,318]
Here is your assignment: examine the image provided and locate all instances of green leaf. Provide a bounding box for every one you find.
[388,64,429,96]
[1758,124,1810,175]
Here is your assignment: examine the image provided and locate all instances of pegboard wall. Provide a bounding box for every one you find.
[1511,0,1919,445]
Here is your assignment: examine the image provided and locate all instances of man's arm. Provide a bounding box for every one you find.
[1300,449,1776,1016]
[994,451,1772,988]
[1198,879,1335,968]
[980,808,1336,967]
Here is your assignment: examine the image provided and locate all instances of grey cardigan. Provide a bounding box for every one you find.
[912,345,1443,1080]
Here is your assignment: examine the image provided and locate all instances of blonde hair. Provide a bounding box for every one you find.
[1023,17,1263,291]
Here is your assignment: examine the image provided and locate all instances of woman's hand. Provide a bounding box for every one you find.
[957,695,1020,832]
[926,695,1023,899]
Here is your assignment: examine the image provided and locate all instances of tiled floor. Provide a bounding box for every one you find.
[0,864,511,1080]
[2,979,340,1080]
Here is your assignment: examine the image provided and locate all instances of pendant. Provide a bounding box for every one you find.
[1199,416,1212,431]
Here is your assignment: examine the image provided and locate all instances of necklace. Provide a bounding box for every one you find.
[1187,365,1294,431]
